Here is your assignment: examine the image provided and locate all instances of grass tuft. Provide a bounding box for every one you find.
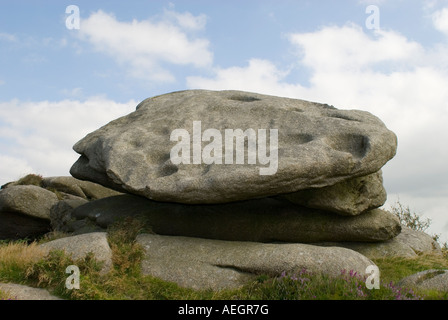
[15,174,44,187]
[0,241,46,284]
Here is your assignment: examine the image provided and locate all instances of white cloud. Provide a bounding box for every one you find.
[0,97,137,185]
[187,58,306,98]
[78,10,213,82]
[0,155,34,186]
[432,7,448,35]
[188,24,448,197]
[0,32,17,42]
[289,24,424,73]
[163,9,208,31]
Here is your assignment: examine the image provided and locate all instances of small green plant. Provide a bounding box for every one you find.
[16,174,44,187]
[106,216,149,276]
[0,240,46,283]
[24,249,104,299]
[389,200,431,232]
[389,199,448,248]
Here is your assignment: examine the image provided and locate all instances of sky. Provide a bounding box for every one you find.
[0,0,448,242]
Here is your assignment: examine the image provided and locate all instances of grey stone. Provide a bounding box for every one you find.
[394,226,442,255]
[0,283,62,300]
[70,90,397,204]
[50,198,89,233]
[0,185,59,220]
[137,233,375,290]
[0,211,50,240]
[314,227,442,259]
[278,170,387,216]
[42,176,123,200]
[398,269,448,292]
[69,194,401,243]
[40,232,113,274]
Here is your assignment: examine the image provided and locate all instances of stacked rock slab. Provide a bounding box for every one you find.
[68,89,399,241]
[66,194,400,243]
[65,90,402,289]
[0,90,405,291]
[0,175,122,240]
[70,90,397,205]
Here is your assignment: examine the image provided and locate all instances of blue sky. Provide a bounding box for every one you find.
[1,0,448,241]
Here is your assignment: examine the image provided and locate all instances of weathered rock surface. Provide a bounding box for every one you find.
[66,194,401,243]
[40,232,113,274]
[49,198,89,233]
[42,176,123,200]
[0,175,125,240]
[0,185,59,220]
[137,233,375,290]
[278,170,387,216]
[0,283,62,300]
[314,227,441,259]
[70,90,397,204]
[398,269,448,292]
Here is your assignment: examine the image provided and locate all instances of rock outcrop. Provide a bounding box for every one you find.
[70,90,397,205]
[3,90,438,294]
[0,185,59,220]
[398,269,448,292]
[40,232,113,274]
[61,194,401,243]
[0,175,121,240]
[137,233,375,290]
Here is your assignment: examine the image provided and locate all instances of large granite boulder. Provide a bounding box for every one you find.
[0,185,59,220]
[398,269,448,292]
[0,185,56,240]
[40,232,113,274]
[137,234,376,290]
[70,90,397,204]
[0,175,124,240]
[63,194,401,243]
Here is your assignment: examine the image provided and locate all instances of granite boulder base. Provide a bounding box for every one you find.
[137,233,376,290]
[59,194,401,243]
[0,175,121,240]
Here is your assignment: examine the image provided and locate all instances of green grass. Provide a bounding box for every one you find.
[0,216,447,300]
[1,198,448,300]
[2,178,446,300]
